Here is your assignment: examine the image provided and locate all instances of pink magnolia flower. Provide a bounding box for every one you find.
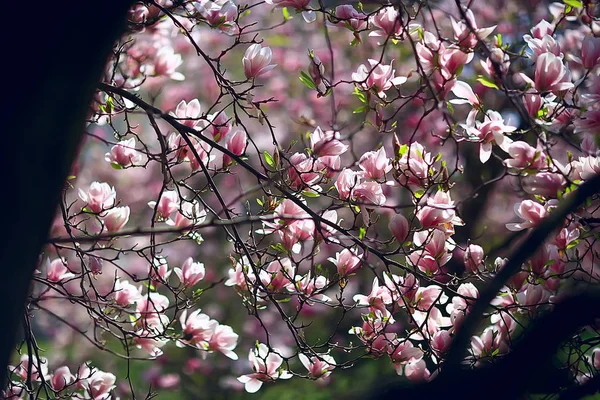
[148,46,184,81]
[388,339,423,376]
[224,129,247,162]
[170,99,203,129]
[174,257,205,287]
[441,48,473,77]
[298,353,336,380]
[86,370,117,400]
[415,191,462,230]
[101,206,130,232]
[580,35,600,69]
[113,279,142,306]
[395,141,434,189]
[431,330,452,355]
[178,309,217,349]
[572,156,600,181]
[243,44,277,79]
[352,181,386,206]
[335,168,359,200]
[352,59,407,98]
[148,190,180,220]
[88,256,103,275]
[359,147,391,180]
[335,5,367,31]
[534,52,573,94]
[506,200,548,231]
[133,332,168,358]
[47,258,75,283]
[224,256,256,290]
[329,248,362,276]
[530,20,554,39]
[408,230,451,275]
[370,6,403,37]
[136,292,170,323]
[523,90,543,118]
[463,109,516,163]
[167,199,207,229]
[471,327,507,361]
[309,127,348,157]
[353,277,394,319]
[206,323,239,360]
[78,182,116,214]
[449,81,479,106]
[261,258,295,291]
[267,199,316,253]
[287,153,323,191]
[574,110,600,136]
[287,272,331,303]
[389,214,410,243]
[266,0,309,9]
[524,172,566,198]
[105,138,142,168]
[504,141,547,170]
[206,111,231,142]
[11,355,48,382]
[524,34,561,61]
[464,244,485,274]
[195,0,237,34]
[450,8,496,49]
[237,343,292,393]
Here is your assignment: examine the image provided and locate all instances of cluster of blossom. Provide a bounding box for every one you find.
[22,0,600,397]
[5,357,116,400]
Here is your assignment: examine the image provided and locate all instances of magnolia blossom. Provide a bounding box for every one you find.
[577,35,600,69]
[167,199,207,229]
[415,191,463,232]
[299,353,336,380]
[506,200,548,231]
[328,248,362,276]
[352,59,407,98]
[206,324,239,360]
[170,99,203,129]
[101,206,130,232]
[335,5,367,31]
[534,52,573,93]
[237,343,292,393]
[46,258,75,283]
[287,153,323,191]
[195,0,238,34]
[309,127,348,157]
[353,277,394,320]
[148,46,184,81]
[395,141,434,189]
[504,141,547,170]
[262,199,315,253]
[450,8,496,49]
[464,244,485,274]
[287,272,331,304]
[359,147,391,180]
[524,33,561,61]
[352,181,387,206]
[50,366,75,391]
[86,370,117,400]
[224,256,256,291]
[389,214,410,243]
[105,138,142,167]
[243,44,276,79]
[148,190,180,220]
[178,309,217,348]
[261,258,295,291]
[370,6,403,38]
[574,110,600,136]
[78,182,116,214]
[113,278,142,306]
[174,257,205,287]
[463,109,516,163]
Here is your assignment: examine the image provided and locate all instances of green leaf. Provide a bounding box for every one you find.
[414,190,425,199]
[563,0,582,7]
[477,75,499,90]
[359,227,366,240]
[110,162,123,170]
[353,105,368,114]
[299,71,316,89]
[566,240,580,249]
[264,150,275,167]
[302,190,320,198]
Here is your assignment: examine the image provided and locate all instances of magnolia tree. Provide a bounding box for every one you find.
[5,0,600,398]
